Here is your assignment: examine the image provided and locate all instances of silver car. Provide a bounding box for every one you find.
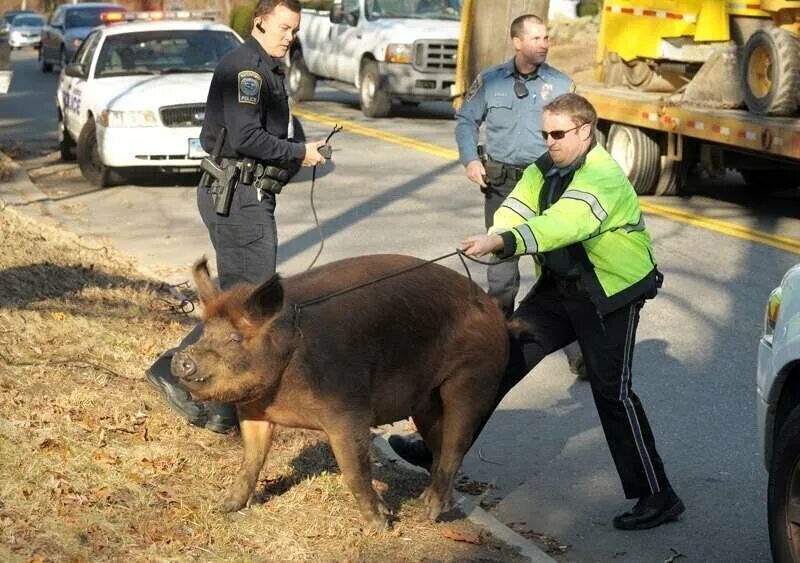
[8,13,45,50]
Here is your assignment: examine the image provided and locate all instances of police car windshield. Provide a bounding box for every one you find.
[365,0,460,20]
[94,30,240,78]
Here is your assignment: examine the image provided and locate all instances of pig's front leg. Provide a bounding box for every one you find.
[222,410,274,512]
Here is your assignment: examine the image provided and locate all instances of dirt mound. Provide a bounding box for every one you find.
[0,206,526,561]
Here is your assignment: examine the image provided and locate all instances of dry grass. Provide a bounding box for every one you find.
[0,206,525,562]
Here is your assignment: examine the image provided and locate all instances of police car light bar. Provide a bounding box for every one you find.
[100,10,220,24]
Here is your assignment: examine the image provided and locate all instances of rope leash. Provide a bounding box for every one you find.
[306,124,343,272]
[291,249,507,337]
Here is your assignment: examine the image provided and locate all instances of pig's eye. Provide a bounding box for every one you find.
[227,332,243,344]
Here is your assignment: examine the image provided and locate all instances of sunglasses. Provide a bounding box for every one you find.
[513,75,529,99]
[541,123,587,141]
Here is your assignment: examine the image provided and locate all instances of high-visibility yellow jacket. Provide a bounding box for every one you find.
[490,143,660,315]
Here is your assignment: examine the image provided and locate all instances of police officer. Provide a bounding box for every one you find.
[146,0,328,433]
[454,13,585,376]
[396,94,684,531]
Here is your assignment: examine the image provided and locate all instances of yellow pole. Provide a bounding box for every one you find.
[453,0,475,111]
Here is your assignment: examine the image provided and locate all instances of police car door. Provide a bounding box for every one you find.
[61,30,101,142]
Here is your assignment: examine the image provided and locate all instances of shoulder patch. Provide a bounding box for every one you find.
[464,74,483,103]
[238,70,262,105]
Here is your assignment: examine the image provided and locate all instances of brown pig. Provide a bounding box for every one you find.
[171,254,509,530]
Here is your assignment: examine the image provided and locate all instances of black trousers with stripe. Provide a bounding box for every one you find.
[477,276,671,499]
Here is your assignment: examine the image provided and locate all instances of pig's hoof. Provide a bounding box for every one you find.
[221,496,248,513]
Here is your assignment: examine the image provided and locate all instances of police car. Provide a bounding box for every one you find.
[56,11,242,186]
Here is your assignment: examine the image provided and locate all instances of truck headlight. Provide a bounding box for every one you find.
[99,110,158,128]
[385,43,412,64]
[765,287,782,341]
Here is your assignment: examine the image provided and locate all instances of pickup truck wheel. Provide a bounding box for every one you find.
[769,404,800,563]
[58,114,76,161]
[606,124,659,195]
[77,120,123,187]
[741,27,800,116]
[288,50,316,102]
[360,61,391,118]
[39,48,52,73]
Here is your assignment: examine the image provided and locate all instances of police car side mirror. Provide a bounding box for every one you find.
[64,62,87,79]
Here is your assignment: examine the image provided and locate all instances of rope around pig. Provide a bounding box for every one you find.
[291,249,506,337]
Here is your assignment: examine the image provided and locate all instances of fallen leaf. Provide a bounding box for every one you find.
[441,528,482,545]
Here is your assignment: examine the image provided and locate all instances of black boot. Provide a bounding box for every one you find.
[387,434,433,472]
[146,350,237,433]
[613,487,685,530]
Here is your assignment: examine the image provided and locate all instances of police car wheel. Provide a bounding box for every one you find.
[77,120,122,187]
[58,113,76,162]
[359,61,391,118]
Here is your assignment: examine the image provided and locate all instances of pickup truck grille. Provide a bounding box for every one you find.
[413,40,458,73]
[159,104,205,127]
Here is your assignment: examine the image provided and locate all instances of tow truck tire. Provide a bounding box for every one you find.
[77,120,123,188]
[58,114,76,162]
[606,124,659,195]
[360,60,391,118]
[39,48,52,73]
[768,404,800,563]
[288,50,316,102]
[741,27,800,116]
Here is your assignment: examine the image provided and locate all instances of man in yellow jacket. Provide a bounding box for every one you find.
[391,93,683,530]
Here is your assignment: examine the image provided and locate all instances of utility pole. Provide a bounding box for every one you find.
[454,0,550,109]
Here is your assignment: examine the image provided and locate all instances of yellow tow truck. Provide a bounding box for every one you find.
[458,0,800,196]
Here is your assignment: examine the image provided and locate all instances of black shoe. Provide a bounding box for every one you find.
[204,401,238,434]
[613,488,685,530]
[146,350,206,427]
[387,434,433,472]
[146,351,238,434]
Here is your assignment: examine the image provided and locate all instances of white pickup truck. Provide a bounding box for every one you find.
[289,0,461,117]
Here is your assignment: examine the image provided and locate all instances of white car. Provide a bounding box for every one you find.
[56,14,241,186]
[758,264,800,562]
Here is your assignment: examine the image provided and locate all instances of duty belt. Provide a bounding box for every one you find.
[500,162,526,181]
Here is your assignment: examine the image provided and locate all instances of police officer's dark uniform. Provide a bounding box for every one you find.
[146,35,306,433]
[199,34,305,290]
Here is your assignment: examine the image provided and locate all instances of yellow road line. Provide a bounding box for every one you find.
[640,201,800,254]
[293,108,459,160]
[296,106,800,255]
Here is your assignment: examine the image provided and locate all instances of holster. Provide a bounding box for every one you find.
[253,164,290,195]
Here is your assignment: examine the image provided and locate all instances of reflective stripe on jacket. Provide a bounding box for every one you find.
[489,143,659,315]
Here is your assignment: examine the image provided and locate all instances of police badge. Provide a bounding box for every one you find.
[238,70,262,104]
[540,82,553,101]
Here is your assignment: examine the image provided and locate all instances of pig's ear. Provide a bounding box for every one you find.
[245,273,284,320]
[192,257,218,305]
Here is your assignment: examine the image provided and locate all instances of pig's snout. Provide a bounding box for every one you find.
[171,351,201,381]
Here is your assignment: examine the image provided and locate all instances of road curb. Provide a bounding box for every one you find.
[0,149,50,207]
[371,433,556,563]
